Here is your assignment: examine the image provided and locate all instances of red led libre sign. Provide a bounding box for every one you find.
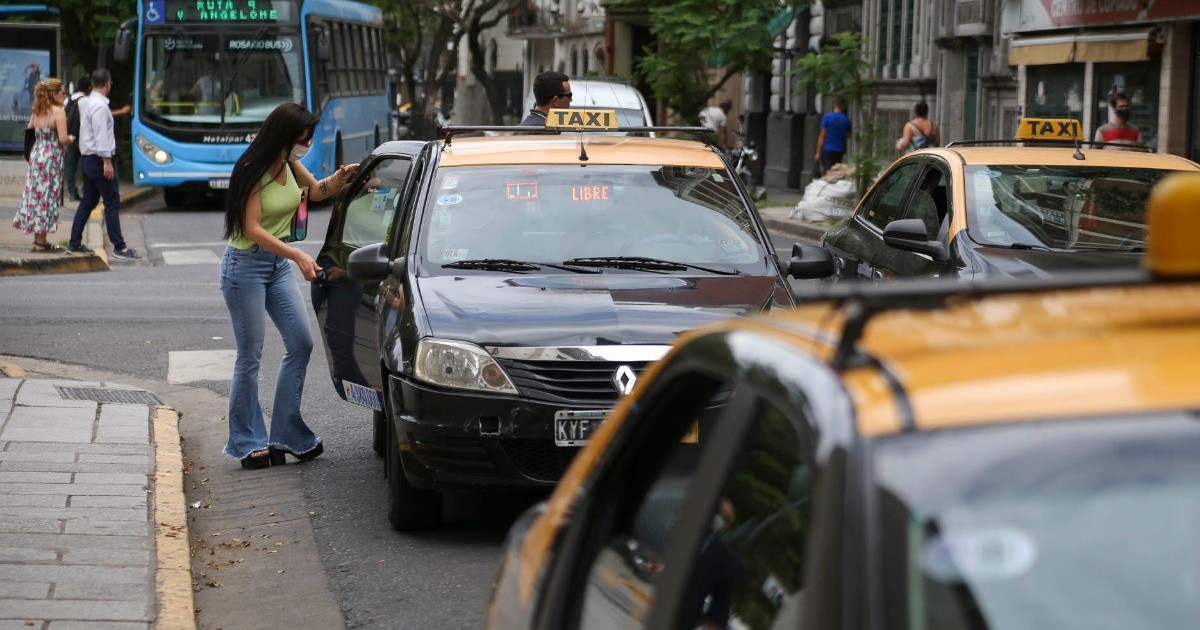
[571,185,610,201]
[506,182,539,200]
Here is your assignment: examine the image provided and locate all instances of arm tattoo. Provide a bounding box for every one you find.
[319,178,330,195]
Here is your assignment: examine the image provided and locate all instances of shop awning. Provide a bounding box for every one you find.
[1008,28,1157,65]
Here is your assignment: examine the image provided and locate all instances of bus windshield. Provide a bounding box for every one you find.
[140,31,304,127]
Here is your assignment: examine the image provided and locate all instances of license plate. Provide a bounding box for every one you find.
[554,409,609,447]
[209,178,230,189]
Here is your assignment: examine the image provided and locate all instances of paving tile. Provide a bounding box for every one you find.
[94,426,149,441]
[0,599,150,622]
[72,473,149,486]
[0,451,78,463]
[6,444,147,456]
[0,429,93,443]
[53,581,150,601]
[61,547,150,566]
[0,462,148,475]
[63,520,152,536]
[75,455,150,465]
[97,407,148,426]
[67,496,146,509]
[0,564,149,584]
[0,516,61,534]
[0,471,72,484]
[0,494,68,507]
[0,533,148,552]
[0,507,148,522]
[0,581,51,598]
[0,546,58,562]
[1,484,146,497]
[48,621,150,630]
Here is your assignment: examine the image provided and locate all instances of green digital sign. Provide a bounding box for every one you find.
[162,0,294,24]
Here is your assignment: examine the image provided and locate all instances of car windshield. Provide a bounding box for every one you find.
[963,165,1178,251]
[418,165,765,269]
[873,413,1200,630]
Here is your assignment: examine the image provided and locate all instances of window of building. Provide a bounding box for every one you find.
[1094,61,1160,151]
[1024,63,1085,121]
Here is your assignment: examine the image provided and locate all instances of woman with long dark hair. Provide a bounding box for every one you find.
[220,102,358,469]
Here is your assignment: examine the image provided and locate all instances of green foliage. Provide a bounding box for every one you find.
[791,31,889,193]
[51,0,137,73]
[634,0,782,124]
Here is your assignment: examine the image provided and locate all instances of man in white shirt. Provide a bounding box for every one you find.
[67,68,140,261]
[699,99,732,149]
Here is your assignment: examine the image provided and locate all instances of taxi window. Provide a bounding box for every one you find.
[859,162,923,231]
[964,165,1175,251]
[577,379,735,630]
[874,413,1200,630]
[418,165,764,267]
[340,157,411,247]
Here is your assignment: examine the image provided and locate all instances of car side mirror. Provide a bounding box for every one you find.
[347,243,405,282]
[882,218,948,262]
[787,242,834,279]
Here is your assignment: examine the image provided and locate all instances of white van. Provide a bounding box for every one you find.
[523,78,654,130]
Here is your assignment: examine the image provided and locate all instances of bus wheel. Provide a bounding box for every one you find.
[163,187,186,208]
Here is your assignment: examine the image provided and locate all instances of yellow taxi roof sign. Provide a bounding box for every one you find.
[1014,117,1083,141]
[1144,172,1200,277]
[545,108,618,131]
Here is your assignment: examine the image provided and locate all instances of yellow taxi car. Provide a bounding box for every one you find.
[807,118,1200,281]
[487,173,1200,628]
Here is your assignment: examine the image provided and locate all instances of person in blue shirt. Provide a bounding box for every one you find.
[814,98,852,176]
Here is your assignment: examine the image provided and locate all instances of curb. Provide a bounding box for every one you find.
[0,358,26,378]
[764,217,829,243]
[153,405,197,630]
[0,186,151,277]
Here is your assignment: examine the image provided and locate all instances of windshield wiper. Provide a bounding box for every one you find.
[442,259,601,274]
[221,26,274,127]
[561,256,742,276]
[1005,242,1051,251]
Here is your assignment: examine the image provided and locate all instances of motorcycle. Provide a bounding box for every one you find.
[730,137,767,201]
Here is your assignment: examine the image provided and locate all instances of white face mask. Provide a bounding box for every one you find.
[288,143,311,161]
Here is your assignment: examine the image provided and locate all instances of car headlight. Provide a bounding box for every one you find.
[414,338,518,394]
[135,135,172,165]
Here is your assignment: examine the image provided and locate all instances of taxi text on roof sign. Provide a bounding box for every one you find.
[545,108,618,131]
[1014,117,1083,142]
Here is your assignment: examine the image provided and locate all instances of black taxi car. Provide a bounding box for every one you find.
[810,118,1200,282]
[311,110,812,529]
[487,172,1200,629]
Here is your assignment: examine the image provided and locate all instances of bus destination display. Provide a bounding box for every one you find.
[148,0,292,24]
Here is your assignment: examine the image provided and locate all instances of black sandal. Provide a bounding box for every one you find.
[269,440,324,465]
[240,449,271,470]
[31,242,64,253]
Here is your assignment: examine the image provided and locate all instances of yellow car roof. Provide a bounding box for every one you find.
[922,146,1200,170]
[436,135,724,168]
[755,281,1200,437]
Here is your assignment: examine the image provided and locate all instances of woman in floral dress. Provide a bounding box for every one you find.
[13,78,74,252]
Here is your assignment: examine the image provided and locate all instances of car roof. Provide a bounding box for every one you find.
[436,135,723,168]
[744,283,1200,437]
[919,146,1200,169]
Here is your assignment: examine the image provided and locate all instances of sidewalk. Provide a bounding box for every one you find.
[0,358,194,629]
[759,185,834,244]
[0,184,157,277]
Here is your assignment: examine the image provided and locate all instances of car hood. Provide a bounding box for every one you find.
[416,273,778,347]
[973,246,1141,278]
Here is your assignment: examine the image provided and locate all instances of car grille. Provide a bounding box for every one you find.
[410,435,498,477]
[502,440,583,482]
[496,359,653,405]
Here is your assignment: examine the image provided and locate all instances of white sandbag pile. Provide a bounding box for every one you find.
[790,163,857,221]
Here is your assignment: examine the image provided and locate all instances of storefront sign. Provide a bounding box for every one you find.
[1013,0,1200,31]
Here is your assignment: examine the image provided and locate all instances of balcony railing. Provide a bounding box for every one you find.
[507,0,564,39]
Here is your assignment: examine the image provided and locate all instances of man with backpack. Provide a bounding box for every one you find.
[64,74,91,201]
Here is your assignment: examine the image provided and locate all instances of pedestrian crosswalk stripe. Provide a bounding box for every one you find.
[168,350,235,384]
[162,250,221,265]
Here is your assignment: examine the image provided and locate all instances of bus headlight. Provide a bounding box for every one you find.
[135,135,172,165]
[414,338,518,394]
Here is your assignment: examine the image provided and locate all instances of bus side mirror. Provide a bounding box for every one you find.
[315,29,332,62]
[114,18,136,63]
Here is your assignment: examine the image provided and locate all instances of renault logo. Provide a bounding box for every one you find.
[612,365,637,395]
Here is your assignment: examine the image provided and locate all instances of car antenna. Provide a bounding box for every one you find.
[1072,134,1085,161]
[578,133,589,162]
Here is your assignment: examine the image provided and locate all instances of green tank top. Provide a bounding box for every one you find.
[229,163,301,250]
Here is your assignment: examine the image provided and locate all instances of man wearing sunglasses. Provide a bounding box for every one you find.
[517,71,571,134]
[1093,91,1142,149]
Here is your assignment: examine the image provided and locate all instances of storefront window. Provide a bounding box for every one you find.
[1094,61,1160,151]
[1025,63,1085,121]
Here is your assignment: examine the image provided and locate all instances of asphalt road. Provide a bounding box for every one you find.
[0,194,816,628]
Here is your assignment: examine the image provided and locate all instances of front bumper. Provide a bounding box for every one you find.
[390,375,608,490]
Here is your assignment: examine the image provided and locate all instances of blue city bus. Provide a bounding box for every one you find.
[123,0,389,205]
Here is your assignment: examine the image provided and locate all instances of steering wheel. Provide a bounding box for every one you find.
[618,233,694,256]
